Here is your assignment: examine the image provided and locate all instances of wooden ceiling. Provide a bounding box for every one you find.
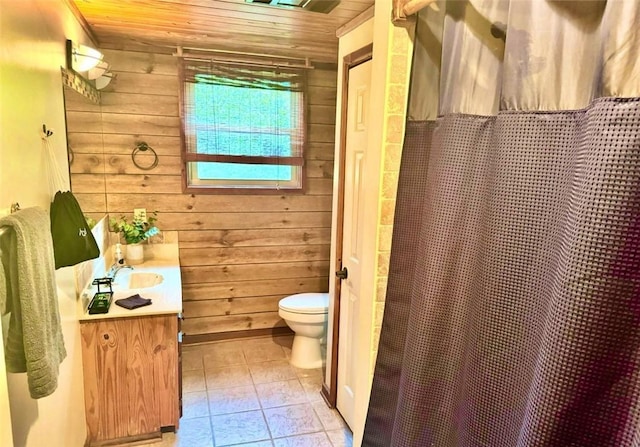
[69,0,374,63]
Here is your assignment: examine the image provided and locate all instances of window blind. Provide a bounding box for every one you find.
[181,60,307,182]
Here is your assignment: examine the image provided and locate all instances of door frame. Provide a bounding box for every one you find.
[322,43,373,408]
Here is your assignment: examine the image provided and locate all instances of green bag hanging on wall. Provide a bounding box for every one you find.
[43,129,99,269]
[50,191,99,269]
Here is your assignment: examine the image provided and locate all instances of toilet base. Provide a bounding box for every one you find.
[290,334,323,369]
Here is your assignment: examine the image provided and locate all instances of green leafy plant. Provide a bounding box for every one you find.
[110,212,160,244]
[84,214,97,229]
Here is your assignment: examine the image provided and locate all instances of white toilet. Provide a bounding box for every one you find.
[278,292,329,369]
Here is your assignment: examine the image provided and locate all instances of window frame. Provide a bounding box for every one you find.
[179,59,308,195]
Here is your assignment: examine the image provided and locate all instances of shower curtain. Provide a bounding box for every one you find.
[363,1,640,446]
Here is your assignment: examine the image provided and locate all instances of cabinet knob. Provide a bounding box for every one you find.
[103,334,109,340]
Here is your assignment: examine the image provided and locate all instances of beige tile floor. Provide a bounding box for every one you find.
[140,336,353,447]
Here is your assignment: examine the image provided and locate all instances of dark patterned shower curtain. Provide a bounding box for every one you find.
[363,1,640,446]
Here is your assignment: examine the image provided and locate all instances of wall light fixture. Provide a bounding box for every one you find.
[66,39,104,73]
[95,73,115,90]
[87,60,109,80]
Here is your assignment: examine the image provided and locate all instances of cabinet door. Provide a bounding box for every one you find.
[126,317,161,435]
[81,320,130,441]
[81,316,175,443]
[178,314,183,419]
[152,315,179,428]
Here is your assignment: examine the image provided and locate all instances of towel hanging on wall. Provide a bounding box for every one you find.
[0,207,66,399]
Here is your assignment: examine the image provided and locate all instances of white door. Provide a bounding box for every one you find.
[336,59,372,429]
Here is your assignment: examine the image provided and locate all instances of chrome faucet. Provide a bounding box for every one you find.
[107,242,133,280]
[107,263,133,280]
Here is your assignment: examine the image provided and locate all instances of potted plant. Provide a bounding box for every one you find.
[109,212,160,264]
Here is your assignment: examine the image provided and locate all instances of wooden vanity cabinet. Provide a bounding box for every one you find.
[80,314,180,445]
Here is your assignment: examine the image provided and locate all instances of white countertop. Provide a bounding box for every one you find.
[78,247,183,321]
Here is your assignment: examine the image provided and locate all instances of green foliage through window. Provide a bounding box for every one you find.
[181,61,306,192]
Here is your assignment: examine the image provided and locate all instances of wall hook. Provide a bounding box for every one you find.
[42,124,53,138]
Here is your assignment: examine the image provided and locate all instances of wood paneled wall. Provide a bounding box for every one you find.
[66,49,336,338]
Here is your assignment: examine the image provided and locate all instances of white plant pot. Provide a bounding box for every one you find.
[126,243,144,265]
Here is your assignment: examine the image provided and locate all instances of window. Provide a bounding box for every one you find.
[180,60,307,192]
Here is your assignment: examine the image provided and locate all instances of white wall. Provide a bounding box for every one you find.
[0,1,93,445]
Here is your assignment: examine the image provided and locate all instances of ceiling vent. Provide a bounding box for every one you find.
[246,0,340,14]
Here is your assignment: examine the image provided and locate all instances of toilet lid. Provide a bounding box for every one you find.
[279,293,329,314]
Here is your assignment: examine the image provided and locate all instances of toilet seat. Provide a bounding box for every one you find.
[279,292,329,314]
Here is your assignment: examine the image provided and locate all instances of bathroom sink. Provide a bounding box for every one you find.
[112,271,164,289]
[127,272,163,289]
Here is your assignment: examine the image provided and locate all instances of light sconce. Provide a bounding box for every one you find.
[66,39,104,73]
[66,39,114,90]
[87,60,109,80]
[95,72,115,90]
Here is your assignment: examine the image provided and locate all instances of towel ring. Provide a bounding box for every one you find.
[132,142,159,171]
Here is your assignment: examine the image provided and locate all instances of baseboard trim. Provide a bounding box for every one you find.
[86,431,161,446]
[321,383,335,409]
[183,327,294,345]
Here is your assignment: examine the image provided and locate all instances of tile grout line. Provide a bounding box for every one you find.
[179,339,351,447]
[260,407,275,445]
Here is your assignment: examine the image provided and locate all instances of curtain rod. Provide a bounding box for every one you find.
[174,46,314,70]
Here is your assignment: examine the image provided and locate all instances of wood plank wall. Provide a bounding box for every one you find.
[66,50,336,338]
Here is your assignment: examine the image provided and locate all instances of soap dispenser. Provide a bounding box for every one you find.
[114,243,124,265]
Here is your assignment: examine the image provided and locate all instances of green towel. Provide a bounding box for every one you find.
[0,207,66,399]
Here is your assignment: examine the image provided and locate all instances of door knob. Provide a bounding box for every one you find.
[335,267,348,280]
